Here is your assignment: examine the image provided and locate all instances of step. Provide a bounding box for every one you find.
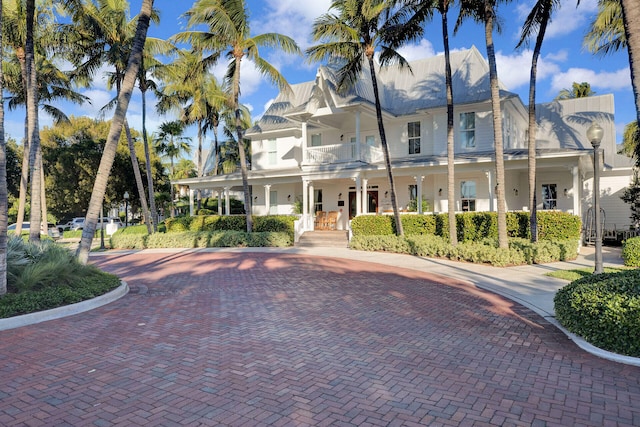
[296,231,349,248]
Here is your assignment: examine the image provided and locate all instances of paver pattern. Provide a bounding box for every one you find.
[1,251,639,426]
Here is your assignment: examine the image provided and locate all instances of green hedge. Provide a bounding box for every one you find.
[164,215,296,240]
[622,236,640,267]
[350,211,581,242]
[349,234,578,267]
[111,230,292,249]
[554,270,640,356]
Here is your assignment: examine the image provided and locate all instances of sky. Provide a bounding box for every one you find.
[7,0,635,155]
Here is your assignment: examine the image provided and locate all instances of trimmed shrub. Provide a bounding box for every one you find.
[164,216,193,232]
[401,215,437,236]
[537,210,581,241]
[145,232,203,248]
[254,215,297,241]
[622,236,640,267]
[350,211,580,245]
[554,270,640,356]
[349,234,411,253]
[351,215,394,236]
[110,233,147,249]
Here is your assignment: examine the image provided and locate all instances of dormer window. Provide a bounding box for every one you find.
[408,121,421,154]
[460,112,476,148]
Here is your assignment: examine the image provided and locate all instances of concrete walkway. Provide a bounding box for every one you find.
[0,244,638,426]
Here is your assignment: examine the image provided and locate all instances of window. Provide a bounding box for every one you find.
[460,112,475,148]
[409,184,417,202]
[267,139,277,165]
[311,134,322,147]
[461,181,476,211]
[314,189,323,212]
[269,190,277,214]
[408,121,421,154]
[365,135,376,146]
[542,184,557,209]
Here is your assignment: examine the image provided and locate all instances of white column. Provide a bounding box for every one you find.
[485,170,494,212]
[416,175,424,214]
[572,166,580,215]
[217,190,222,215]
[189,189,195,216]
[309,181,315,214]
[355,111,361,161]
[354,176,362,216]
[301,122,308,164]
[361,177,369,214]
[302,179,309,216]
[224,186,230,216]
[264,184,271,216]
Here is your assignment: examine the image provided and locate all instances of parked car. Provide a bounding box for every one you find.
[58,217,85,232]
[8,222,61,240]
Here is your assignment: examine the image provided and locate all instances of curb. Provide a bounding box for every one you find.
[0,282,129,331]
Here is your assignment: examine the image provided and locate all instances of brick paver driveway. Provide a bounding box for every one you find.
[1,251,639,426]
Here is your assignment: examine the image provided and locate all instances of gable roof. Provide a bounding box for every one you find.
[248,46,517,136]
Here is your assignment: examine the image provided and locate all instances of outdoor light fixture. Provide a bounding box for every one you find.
[587,122,604,274]
[564,188,569,197]
[287,194,291,201]
[338,193,342,200]
[438,188,442,196]
[123,191,130,228]
[513,188,518,196]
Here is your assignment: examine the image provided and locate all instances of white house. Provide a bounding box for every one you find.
[174,46,633,238]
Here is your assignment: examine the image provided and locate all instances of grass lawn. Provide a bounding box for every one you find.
[546,266,632,282]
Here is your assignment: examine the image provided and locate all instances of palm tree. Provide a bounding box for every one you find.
[307,0,425,237]
[175,0,301,233]
[457,0,509,248]
[76,0,155,264]
[585,0,640,164]
[438,0,458,246]
[556,81,596,99]
[153,120,192,217]
[218,106,252,174]
[156,49,227,208]
[619,0,640,147]
[0,0,8,295]
[584,0,625,55]
[517,0,560,243]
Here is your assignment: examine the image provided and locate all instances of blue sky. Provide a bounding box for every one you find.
[7,0,634,152]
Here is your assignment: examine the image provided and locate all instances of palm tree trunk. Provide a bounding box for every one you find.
[233,57,253,232]
[621,0,640,163]
[15,52,29,234]
[40,159,47,230]
[141,84,157,231]
[442,1,457,246]
[26,0,42,242]
[0,0,8,296]
[484,5,508,248]
[170,156,175,217]
[196,119,203,210]
[527,9,550,243]
[124,119,152,234]
[367,56,403,236]
[77,0,154,264]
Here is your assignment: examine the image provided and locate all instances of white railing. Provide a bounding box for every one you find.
[305,142,384,165]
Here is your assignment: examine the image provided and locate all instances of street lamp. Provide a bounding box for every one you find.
[124,191,130,228]
[587,122,604,274]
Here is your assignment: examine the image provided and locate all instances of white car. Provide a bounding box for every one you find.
[58,217,85,232]
[8,222,61,240]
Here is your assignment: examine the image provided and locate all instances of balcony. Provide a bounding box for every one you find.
[304,142,384,165]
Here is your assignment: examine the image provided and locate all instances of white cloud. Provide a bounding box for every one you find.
[515,0,598,40]
[397,39,437,62]
[550,67,631,93]
[495,49,562,90]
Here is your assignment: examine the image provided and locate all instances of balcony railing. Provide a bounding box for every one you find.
[305,142,384,165]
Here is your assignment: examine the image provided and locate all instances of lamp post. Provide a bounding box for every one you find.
[587,122,604,274]
[124,191,130,228]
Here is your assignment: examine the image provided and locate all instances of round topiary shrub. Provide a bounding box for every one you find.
[622,236,640,267]
[554,270,640,356]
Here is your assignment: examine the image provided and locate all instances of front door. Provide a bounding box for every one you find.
[349,192,357,219]
[368,191,379,214]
